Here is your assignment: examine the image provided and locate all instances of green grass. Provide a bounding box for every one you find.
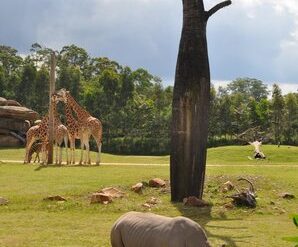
[0,145,297,246]
[1,144,297,165]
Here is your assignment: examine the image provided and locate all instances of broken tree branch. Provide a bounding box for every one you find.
[205,0,232,20]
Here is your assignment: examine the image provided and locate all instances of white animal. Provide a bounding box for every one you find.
[249,140,266,159]
[111,211,211,247]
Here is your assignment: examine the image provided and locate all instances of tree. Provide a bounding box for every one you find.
[16,60,37,107]
[227,78,268,102]
[283,93,298,144]
[170,0,231,201]
[271,84,285,144]
[0,45,23,76]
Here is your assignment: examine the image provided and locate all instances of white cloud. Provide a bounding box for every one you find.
[212,79,297,95]
[0,1,298,89]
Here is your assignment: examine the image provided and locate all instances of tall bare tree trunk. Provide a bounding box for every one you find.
[170,0,231,202]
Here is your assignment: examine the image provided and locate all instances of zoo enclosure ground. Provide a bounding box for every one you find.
[0,145,297,247]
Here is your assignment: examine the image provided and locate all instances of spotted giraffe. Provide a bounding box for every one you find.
[53,94,81,164]
[24,95,69,165]
[55,89,102,165]
[24,116,49,164]
[52,94,69,165]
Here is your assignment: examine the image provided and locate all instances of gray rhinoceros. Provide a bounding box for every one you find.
[110,211,211,247]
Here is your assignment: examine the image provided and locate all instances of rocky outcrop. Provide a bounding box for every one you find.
[0,97,39,147]
[0,106,39,120]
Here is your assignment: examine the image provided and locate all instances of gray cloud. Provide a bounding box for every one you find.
[0,0,297,90]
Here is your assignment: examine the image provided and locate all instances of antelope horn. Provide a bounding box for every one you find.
[238,177,255,193]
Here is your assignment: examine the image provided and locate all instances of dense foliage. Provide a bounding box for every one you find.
[0,44,297,154]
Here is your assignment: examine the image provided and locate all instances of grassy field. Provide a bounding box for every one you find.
[1,144,297,165]
[0,145,297,247]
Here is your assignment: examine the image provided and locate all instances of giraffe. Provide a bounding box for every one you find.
[52,94,81,164]
[24,95,69,165]
[52,94,69,165]
[54,88,103,165]
[24,116,49,164]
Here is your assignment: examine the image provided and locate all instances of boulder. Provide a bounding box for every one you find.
[98,187,125,198]
[6,100,22,107]
[90,192,113,204]
[0,106,39,121]
[131,183,144,193]
[0,97,7,106]
[149,178,166,188]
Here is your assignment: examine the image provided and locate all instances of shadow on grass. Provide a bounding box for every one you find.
[34,163,100,171]
[172,202,251,247]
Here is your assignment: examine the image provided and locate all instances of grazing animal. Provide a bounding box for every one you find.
[28,141,43,163]
[54,89,102,165]
[24,117,49,164]
[110,211,211,247]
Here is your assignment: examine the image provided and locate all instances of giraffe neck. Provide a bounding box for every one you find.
[37,114,49,137]
[66,93,91,121]
[65,102,78,125]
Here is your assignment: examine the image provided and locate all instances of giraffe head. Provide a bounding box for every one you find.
[54,88,69,103]
[51,93,60,105]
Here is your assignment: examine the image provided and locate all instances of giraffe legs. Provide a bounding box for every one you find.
[41,142,48,165]
[93,135,102,165]
[64,135,69,165]
[55,143,59,165]
[24,137,36,164]
[33,152,40,163]
[69,138,76,165]
[79,132,91,165]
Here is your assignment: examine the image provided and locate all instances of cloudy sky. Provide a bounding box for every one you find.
[0,0,298,94]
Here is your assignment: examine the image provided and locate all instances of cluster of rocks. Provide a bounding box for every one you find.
[0,97,39,147]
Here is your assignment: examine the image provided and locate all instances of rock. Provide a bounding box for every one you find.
[183,196,210,207]
[98,187,125,198]
[131,183,143,193]
[90,192,113,204]
[280,192,295,199]
[146,197,160,205]
[221,181,234,193]
[43,195,67,201]
[0,106,39,121]
[142,203,151,209]
[0,197,8,205]
[0,97,7,105]
[0,118,31,132]
[6,100,22,107]
[149,178,166,188]
[0,134,22,147]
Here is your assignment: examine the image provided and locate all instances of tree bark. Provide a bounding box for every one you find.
[170,0,231,202]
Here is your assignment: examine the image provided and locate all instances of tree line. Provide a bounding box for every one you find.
[0,44,297,154]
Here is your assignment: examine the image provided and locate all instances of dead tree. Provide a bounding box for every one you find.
[170,0,232,202]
